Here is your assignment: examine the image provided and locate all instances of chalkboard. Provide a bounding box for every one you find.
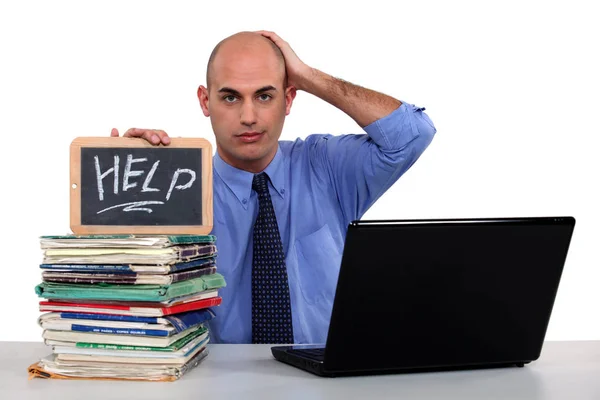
[70,137,213,234]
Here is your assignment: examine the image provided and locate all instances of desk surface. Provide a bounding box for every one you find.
[1,341,599,400]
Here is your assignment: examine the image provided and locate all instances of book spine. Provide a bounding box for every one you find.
[75,343,170,352]
[179,347,209,375]
[169,257,216,273]
[164,309,215,332]
[40,264,133,272]
[202,273,226,290]
[163,297,222,315]
[37,283,165,302]
[71,324,169,337]
[179,245,217,260]
[165,273,225,299]
[40,301,131,311]
[43,277,136,285]
[167,235,216,244]
[60,312,158,324]
[170,266,217,283]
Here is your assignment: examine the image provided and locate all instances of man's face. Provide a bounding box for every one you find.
[198,39,295,173]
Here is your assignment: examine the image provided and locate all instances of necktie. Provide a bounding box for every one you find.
[251,172,294,344]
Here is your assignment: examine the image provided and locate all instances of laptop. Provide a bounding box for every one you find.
[272,216,576,377]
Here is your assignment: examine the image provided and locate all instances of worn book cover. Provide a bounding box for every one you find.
[42,324,203,347]
[39,257,216,275]
[42,265,218,285]
[28,346,209,381]
[39,295,222,317]
[42,244,217,264]
[70,325,208,352]
[55,336,209,364]
[35,273,225,302]
[40,234,216,249]
[38,309,215,336]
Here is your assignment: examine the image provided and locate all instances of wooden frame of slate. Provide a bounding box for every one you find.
[70,137,213,234]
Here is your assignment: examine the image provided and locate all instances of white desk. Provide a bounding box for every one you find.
[1,341,599,399]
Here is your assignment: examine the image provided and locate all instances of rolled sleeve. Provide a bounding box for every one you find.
[363,102,437,151]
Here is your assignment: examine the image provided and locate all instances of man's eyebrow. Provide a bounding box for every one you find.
[254,85,277,94]
[217,87,241,96]
[217,86,277,96]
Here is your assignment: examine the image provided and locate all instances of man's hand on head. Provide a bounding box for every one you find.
[255,30,314,92]
[110,128,171,146]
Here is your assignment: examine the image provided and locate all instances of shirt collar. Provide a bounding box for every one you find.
[214,146,286,210]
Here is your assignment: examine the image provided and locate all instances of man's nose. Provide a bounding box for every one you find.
[240,101,257,126]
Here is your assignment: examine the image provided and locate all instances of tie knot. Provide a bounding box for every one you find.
[252,172,269,194]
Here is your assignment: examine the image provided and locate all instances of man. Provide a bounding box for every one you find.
[111,31,437,344]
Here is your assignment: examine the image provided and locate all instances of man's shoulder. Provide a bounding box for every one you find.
[278,132,364,152]
[279,132,370,159]
[279,133,332,148]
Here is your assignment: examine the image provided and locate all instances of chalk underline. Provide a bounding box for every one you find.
[96,201,165,214]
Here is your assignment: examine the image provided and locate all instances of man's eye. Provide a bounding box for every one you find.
[258,94,272,101]
[223,95,237,103]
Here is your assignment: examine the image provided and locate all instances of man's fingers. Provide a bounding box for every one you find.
[256,30,276,38]
[152,129,171,145]
[256,30,293,58]
[256,30,283,45]
[110,128,119,137]
[123,128,142,138]
[123,128,158,145]
[139,129,161,145]
[122,128,170,146]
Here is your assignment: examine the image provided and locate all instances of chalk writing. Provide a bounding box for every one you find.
[97,201,165,214]
[93,154,197,214]
[79,146,203,226]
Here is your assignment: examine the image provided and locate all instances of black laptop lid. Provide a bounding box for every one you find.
[323,217,575,373]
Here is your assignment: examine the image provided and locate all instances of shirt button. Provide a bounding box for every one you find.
[280,189,285,194]
[242,198,247,204]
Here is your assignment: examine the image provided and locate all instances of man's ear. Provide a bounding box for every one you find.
[285,85,297,116]
[197,85,210,117]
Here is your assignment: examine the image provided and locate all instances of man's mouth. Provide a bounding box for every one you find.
[236,131,264,143]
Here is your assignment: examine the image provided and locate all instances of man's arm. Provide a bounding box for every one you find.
[256,31,401,127]
[301,69,402,128]
[259,31,436,223]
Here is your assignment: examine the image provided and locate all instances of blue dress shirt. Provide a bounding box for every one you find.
[208,102,436,343]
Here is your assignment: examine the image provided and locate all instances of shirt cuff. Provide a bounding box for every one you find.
[362,101,421,150]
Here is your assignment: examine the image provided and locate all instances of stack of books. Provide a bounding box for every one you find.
[28,234,225,382]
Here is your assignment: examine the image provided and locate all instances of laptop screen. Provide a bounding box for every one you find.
[323,217,575,373]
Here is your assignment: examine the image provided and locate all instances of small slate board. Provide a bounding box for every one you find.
[70,137,213,234]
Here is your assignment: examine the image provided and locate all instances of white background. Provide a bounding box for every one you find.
[0,0,598,342]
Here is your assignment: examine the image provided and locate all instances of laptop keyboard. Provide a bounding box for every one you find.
[289,347,325,361]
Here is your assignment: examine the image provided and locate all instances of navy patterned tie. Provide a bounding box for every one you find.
[251,172,294,344]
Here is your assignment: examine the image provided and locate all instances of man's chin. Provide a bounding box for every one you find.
[233,145,279,165]
[235,151,268,162]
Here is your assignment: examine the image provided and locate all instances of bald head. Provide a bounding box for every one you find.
[206,32,286,89]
